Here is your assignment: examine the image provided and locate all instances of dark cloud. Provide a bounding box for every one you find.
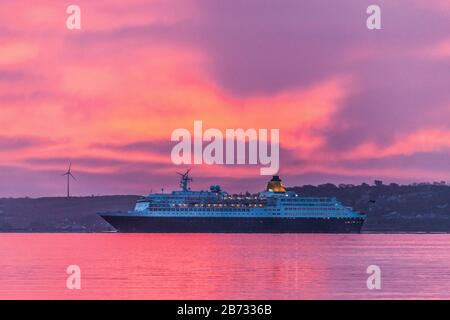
[24,156,171,171]
[0,91,55,103]
[0,136,51,151]
[193,0,450,151]
[0,70,28,82]
[195,0,366,95]
[92,139,172,155]
[334,151,450,172]
[25,156,128,168]
[83,0,450,154]
[194,0,450,95]
[325,56,450,151]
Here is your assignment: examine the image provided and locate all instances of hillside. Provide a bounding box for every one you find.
[0,196,140,232]
[1,183,450,232]
[290,183,450,232]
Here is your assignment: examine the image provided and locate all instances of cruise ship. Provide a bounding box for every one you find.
[98,170,366,233]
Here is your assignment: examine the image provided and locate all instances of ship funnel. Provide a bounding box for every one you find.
[266,175,286,193]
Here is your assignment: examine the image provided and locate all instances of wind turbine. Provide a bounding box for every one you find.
[177,168,192,191]
[62,162,76,198]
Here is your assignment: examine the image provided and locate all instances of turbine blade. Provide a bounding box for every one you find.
[70,173,76,180]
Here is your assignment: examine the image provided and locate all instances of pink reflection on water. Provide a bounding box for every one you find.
[0,234,450,299]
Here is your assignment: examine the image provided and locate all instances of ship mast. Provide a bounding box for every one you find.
[177,169,193,191]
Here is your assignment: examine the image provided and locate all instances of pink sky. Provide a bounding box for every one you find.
[0,0,449,197]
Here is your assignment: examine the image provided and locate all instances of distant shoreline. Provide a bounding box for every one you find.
[2,182,450,233]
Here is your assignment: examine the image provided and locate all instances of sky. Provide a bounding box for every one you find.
[0,0,449,197]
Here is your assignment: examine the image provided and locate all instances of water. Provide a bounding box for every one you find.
[0,234,449,299]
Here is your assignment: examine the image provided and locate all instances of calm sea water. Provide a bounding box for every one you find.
[0,234,449,299]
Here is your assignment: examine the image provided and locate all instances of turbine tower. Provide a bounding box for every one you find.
[62,162,76,198]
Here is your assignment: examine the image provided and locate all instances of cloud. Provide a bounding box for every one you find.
[0,41,38,67]
[427,39,450,60]
[339,150,450,173]
[0,136,52,151]
[92,139,172,155]
[0,0,450,196]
